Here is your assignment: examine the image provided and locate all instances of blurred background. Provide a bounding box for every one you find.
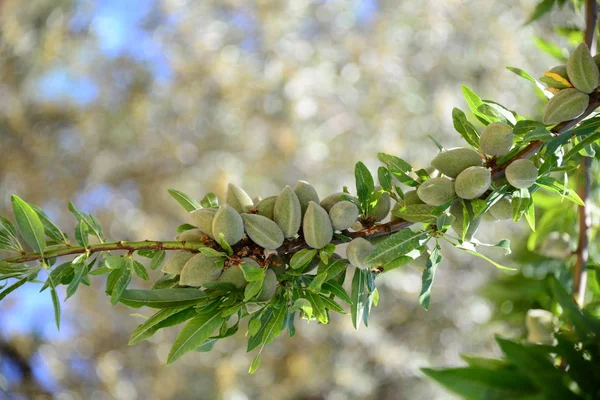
[0,0,582,399]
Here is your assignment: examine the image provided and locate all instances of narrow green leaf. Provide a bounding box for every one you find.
[149,250,166,270]
[419,244,442,310]
[247,308,273,351]
[46,272,61,330]
[66,256,88,299]
[451,108,481,148]
[393,204,438,223]
[167,311,224,363]
[111,263,132,305]
[322,281,352,304]
[355,162,375,213]
[128,306,193,345]
[0,276,28,301]
[133,261,149,281]
[248,354,261,374]
[74,221,89,247]
[506,66,548,96]
[119,288,208,308]
[350,268,366,329]
[305,291,328,324]
[525,0,556,24]
[11,195,46,256]
[167,189,201,212]
[200,193,219,208]
[307,272,327,292]
[549,276,599,339]
[30,204,67,244]
[244,277,264,302]
[241,264,265,282]
[536,176,584,206]
[290,249,317,270]
[461,86,491,124]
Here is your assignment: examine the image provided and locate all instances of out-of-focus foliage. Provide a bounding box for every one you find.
[0,0,590,399]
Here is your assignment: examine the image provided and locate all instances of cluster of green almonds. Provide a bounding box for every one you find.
[162,182,391,294]
[541,43,598,125]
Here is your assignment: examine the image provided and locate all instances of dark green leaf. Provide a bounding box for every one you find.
[133,261,149,281]
[30,204,67,244]
[377,167,393,192]
[200,193,219,208]
[244,278,264,302]
[111,262,132,305]
[393,204,439,223]
[167,311,224,363]
[322,281,352,304]
[0,276,28,301]
[247,308,273,351]
[536,176,584,206]
[526,0,556,24]
[74,221,89,247]
[549,276,599,339]
[66,256,88,299]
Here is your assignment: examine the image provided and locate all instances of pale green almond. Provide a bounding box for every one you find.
[218,265,247,289]
[303,201,333,249]
[489,197,512,220]
[174,228,205,242]
[273,186,302,238]
[212,205,245,246]
[567,42,599,94]
[449,200,481,241]
[370,188,391,221]
[294,180,320,215]
[161,251,195,275]
[346,237,374,269]
[329,200,359,230]
[455,166,491,200]
[255,269,278,302]
[542,88,589,125]
[320,192,359,212]
[256,196,277,220]
[416,177,455,206]
[241,213,285,250]
[505,159,538,189]
[190,208,217,239]
[480,122,513,157]
[430,147,482,178]
[179,253,223,287]
[226,183,254,213]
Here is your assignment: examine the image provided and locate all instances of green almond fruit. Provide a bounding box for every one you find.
[320,192,358,212]
[179,254,223,287]
[255,269,278,302]
[455,166,491,200]
[294,180,320,216]
[567,43,599,94]
[161,250,195,275]
[489,197,512,220]
[221,257,260,289]
[255,196,277,220]
[303,201,333,249]
[226,183,254,213]
[241,213,285,250]
[370,187,391,221]
[526,309,556,345]
[329,200,360,230]
[450,200,481,241]
[346,237,373,269]
[174,228,205,242]
[274,186,302,238]
[416,177,455,206]
[403,190,425,206]
[430,147,482,178]
[505,159,538,189]
[212,205,245,246]
[542,88,589,125]
[190,208,217,239]
[217,265,247,289]
[480,122,514,157]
